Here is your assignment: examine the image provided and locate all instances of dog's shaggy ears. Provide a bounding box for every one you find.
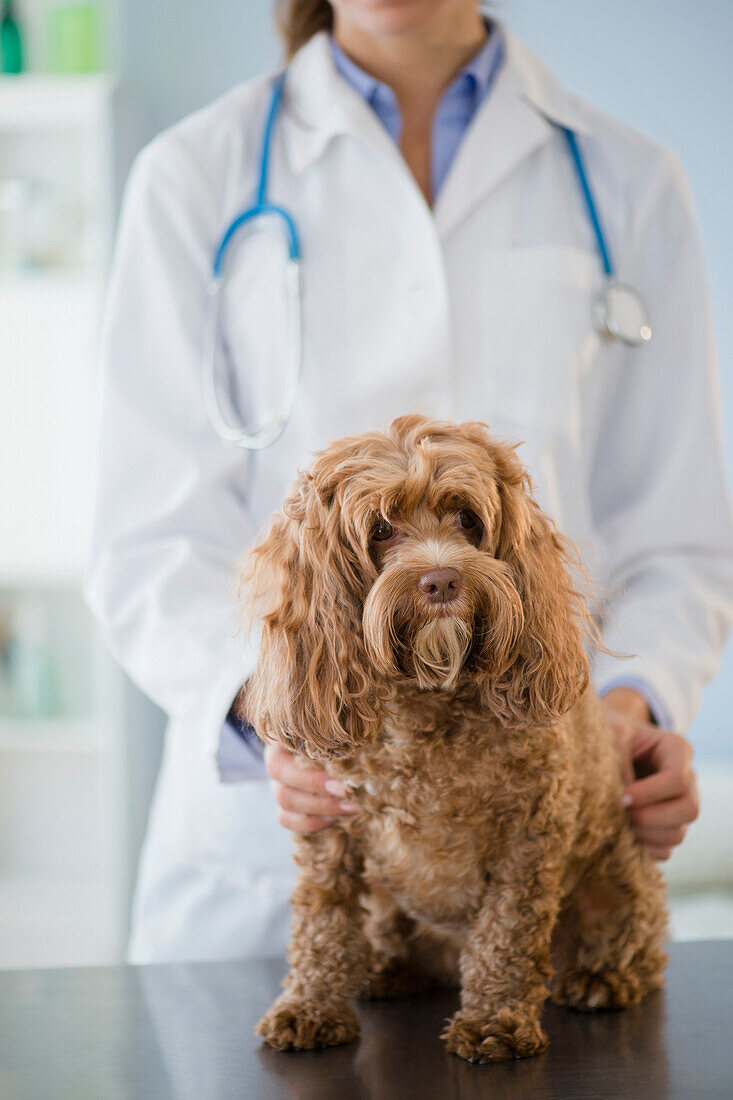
[478,424,593,727]
[237,416,598,758]
[236,457,385,759]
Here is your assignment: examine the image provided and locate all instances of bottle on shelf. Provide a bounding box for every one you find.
[2,596,59,719]
[0,0,23,74]
[47,3,102,74]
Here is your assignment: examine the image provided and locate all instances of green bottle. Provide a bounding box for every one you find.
[1,0,24,74]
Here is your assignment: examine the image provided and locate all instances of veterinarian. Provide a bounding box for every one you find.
[86,0,733,963]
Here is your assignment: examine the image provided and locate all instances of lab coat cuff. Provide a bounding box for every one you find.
[596,675,673,730]
[216,718,267,782]
[591,655,687,732]
[204,623,262,782]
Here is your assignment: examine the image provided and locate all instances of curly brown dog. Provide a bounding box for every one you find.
[241,415,668,1064]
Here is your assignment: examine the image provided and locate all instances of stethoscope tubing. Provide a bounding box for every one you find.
[203,67,651,449]
[559,126,614,279]
[203,70,303,448]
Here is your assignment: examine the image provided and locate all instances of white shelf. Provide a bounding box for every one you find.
[0,267,102,292]
[0,567,86,589]
[0,273,101,576]
[0,46,127,971]
[0,73,115,129]
[0,718,100,754]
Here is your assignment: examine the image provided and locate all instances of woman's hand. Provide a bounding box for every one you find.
[264,744,360,833]
[602,687,699,860]
[266,688,701,853]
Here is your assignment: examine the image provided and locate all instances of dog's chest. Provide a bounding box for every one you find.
[362,804,491,929]
[336,732,520,929]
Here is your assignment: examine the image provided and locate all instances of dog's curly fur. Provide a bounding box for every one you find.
[240,415,668,1064]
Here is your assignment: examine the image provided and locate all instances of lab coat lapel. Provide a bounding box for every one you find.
[281,27,594,234]
[434,30,593,239]
[281,31,405,178]
[432,66,551,240]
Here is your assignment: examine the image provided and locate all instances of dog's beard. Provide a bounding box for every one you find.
[363,556,523,693]
[410,614,474,691]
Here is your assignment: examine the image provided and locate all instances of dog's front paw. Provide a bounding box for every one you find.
[553,968,643,1011]
[442,1007,548,1064]
[256,994,360,1051]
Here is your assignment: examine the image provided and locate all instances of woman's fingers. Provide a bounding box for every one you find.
[264,744,359,833]
[623,727,698,830]
[628,767,699,831]
[606,719,699,858]
[625,770,695,814]
[265,744,342,797]
[274,781,356,819]
[643,845,674,861]
[632,824,687,847]
[276,809,336,834]
[626,766,693,811]
[629,793,699,831]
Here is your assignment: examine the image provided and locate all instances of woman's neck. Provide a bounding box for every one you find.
[332,8,487,110]
[332,6,487,205]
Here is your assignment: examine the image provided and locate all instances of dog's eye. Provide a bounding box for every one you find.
[371,518,396,542]
[458,510,478,530]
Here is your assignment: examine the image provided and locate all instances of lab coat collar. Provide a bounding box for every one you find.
[504,29,592,137]
[281,27,593,233]
[282,31,402,173]
[434,31,592,237]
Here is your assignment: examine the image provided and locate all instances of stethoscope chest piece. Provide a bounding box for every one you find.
[593,281,652,347]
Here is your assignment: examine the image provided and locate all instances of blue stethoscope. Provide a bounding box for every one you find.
[203,71,652,450]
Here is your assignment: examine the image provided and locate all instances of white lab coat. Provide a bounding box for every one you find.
[85,28,733,963]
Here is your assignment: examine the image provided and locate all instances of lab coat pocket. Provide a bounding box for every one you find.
[476,246,599,440]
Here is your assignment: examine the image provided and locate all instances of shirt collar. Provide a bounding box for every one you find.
[328,20,503,114]
[457,21,504,104]
[282,26,593,179]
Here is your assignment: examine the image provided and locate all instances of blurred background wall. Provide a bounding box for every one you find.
[0,0,731,968]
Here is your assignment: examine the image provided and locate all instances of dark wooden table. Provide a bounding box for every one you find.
[0,941,731,1099]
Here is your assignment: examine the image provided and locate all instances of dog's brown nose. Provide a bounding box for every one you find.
[418,568,461,604]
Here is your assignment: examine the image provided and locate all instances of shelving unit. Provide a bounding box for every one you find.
[0,71,129,968]
[0,718,99,753]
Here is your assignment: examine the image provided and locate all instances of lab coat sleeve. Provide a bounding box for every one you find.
[85,131,264,773]
[596,676,671,730]
[589,149,733,734]
[217,718,267,783]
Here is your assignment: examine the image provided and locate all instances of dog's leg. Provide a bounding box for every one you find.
[553,827,668,1011]
[360,892,459,998]
[442,841,566,1064]
[256,828,370,1051]
[359,889,431,999]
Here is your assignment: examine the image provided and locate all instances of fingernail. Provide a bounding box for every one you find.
[340,801,360,813]
[325,779,347,797]
[621,793,633,807]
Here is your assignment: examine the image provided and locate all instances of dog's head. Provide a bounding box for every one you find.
[240,415,592,758]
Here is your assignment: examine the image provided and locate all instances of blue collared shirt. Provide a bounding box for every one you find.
[329,23,504,200]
